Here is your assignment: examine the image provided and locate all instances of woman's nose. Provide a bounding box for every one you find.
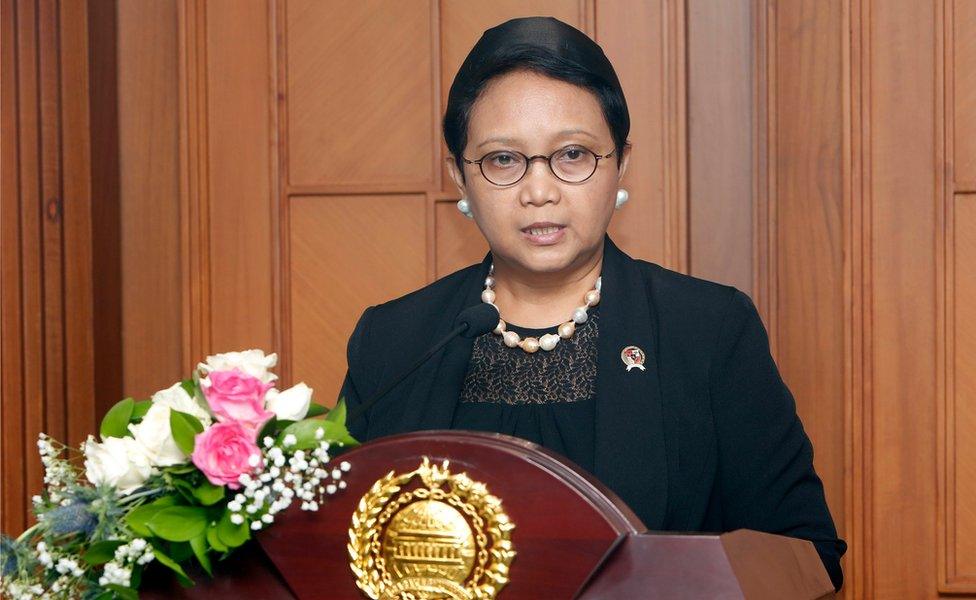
[518,160,561,207]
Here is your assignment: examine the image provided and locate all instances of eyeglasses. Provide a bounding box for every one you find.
[461,145,615,186]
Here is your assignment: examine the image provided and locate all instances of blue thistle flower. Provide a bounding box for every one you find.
[45,501,97,536]
[1,534,19,577]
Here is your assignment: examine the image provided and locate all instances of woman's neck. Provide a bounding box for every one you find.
[489,248,603,329]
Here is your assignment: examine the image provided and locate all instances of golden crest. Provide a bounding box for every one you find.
[348,457,516,600]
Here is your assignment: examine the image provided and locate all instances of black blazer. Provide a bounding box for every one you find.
[337,235,846,590]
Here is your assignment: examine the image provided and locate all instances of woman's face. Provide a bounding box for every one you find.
[447,70,630,277]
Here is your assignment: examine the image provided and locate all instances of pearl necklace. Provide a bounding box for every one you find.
[480,263,602,353]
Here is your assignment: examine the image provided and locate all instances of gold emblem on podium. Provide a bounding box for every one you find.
[348,457,516,599]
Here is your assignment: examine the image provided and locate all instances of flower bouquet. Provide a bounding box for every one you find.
[0,350,358,599]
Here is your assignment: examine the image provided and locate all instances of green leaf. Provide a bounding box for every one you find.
[104,584,138,600]
[325,398,347,424]
[130,565,143,589]
[164,464,197,475]
[170,478,197,504]
[189,534,212,577]
[257,416,279,441]
[100,398,135,439]
[168,541,193,563]
[277,418,359,450]
[206,524,227,553]
[216,510,250,549]
[192,480,225,506]
[170,410,204,455]
[130,400,152,422]
[306,403,327,418]
[189,373,208,405]
[124,498,173,537]
[180,378,196,398]
[82,540,126,566]
[147,506,208,542]
[149,543,193,587]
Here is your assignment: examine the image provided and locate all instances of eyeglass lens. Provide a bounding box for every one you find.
[479,146,598,185]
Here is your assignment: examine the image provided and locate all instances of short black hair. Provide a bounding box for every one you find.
[443,44,630,181]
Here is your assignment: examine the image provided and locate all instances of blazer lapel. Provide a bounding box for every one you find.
[396,253,491,433]
[594,235,669,531]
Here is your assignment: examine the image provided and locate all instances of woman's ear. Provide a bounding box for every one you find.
[616,142,632,183]
[445,157,467,197]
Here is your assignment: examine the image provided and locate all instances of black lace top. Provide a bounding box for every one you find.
[451,307,599,473]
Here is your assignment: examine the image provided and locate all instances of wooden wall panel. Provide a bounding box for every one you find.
[597,0,686,267]
[289,195,428,404]
[687,0,754,294]
[949,194,976,585]
[118,0,183,399]
[4,0,52,534]
[1,0,28,536]
[1,0,101,533]
[768,0,847,552]
[943,1,976,592]
[869,1,939,596]
[954,0,976,189]
[435,202,489,278]
[287,0,435,188]
[204,0,276,355]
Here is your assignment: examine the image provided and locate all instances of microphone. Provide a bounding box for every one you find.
[346,303,499,425]
[454,303,502,339]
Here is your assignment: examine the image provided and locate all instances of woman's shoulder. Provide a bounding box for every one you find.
[634,259,748,323]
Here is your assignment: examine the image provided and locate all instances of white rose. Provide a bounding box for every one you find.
[197,349,278,384]
[129,404,187,467]
[151,382,212,427]
[84,436,153,495]
[264,383,313,421]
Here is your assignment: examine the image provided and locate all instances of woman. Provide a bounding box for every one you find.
[338,16,845,590]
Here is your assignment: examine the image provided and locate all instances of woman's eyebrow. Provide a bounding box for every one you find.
[475,129,597,150]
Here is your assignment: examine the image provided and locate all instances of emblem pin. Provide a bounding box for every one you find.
[621,345,646,371]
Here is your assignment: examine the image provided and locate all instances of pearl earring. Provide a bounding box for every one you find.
[456,198,474,218]
[615,189,629,209]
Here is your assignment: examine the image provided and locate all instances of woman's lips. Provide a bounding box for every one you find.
[520,224,566,245]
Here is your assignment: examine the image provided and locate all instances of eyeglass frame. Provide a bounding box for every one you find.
[460,144,617,186]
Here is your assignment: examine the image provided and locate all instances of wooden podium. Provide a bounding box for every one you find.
[142,431,834,599]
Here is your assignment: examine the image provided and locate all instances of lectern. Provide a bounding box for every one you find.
[142,431,834,599]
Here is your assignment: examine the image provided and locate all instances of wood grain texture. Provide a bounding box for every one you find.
[177,0,211,374]
[597,0,678,266]
[60,0,98,446]
[844,1,871,596]
[84,0,122,423]
[1,0,102,532]
[947,193,976,589]
[205,0,275,356]
[289,195,428,407]
[1,0,26,536]
[118,0,184,400]
[869,1,939,596]
[943,0,976,593]
[286,0,434,188]
[954,0,976,189]
[15,0,48,528]
[687,0,753,294]
[770,0,847,565]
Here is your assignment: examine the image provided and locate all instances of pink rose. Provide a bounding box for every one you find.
[191,421,261,489]
[202,368,274,429]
